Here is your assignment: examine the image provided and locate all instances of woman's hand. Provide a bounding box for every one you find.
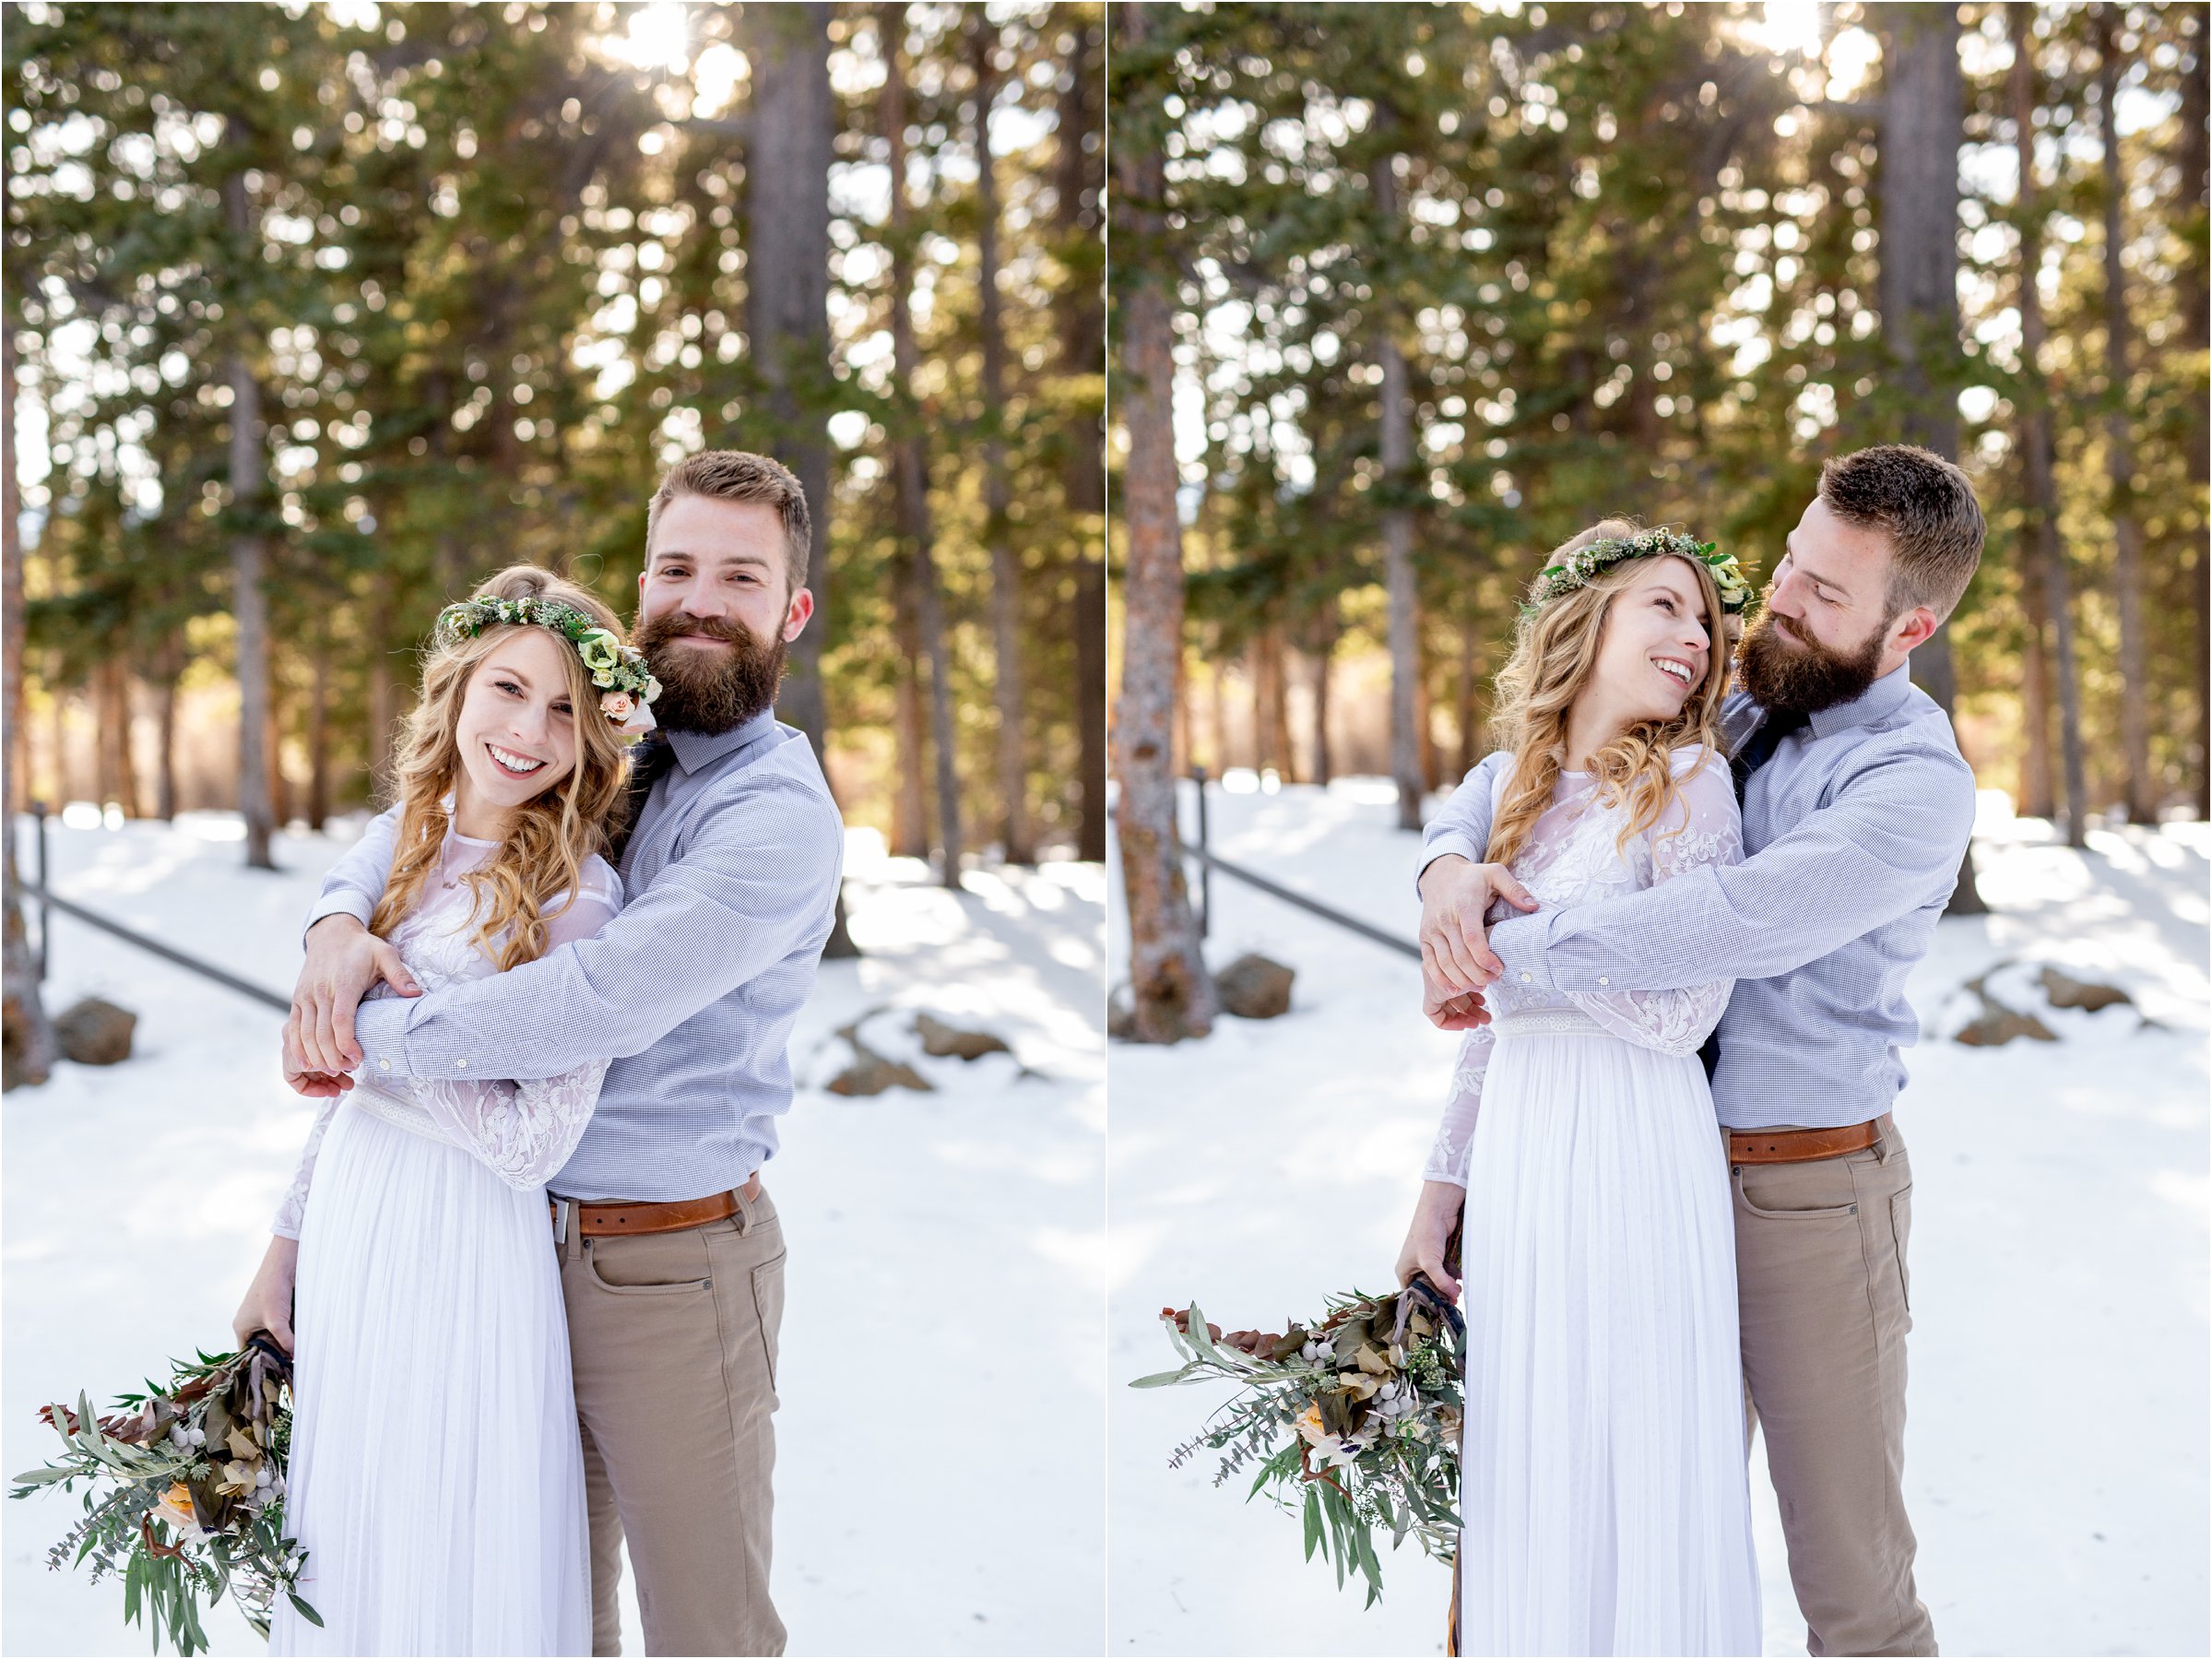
[233,1234,302,1355]
[1396,1179,1466,1304]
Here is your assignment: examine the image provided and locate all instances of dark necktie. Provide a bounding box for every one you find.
[1701,705,1810,1083]
[1730,706,1810,806]
[606,734,678,868]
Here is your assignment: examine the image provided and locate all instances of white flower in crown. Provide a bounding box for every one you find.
[576,629,623,674]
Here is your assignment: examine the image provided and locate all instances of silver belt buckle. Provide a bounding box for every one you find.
[551,1196,574,1245]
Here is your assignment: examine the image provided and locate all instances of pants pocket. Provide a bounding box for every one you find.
[751,1252,787,1392]
[1890,1186,1913,1318]
[582,1235,716,1296]
[1734,1166,1859,1221]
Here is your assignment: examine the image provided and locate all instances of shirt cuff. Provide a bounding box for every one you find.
[302,890,377,946]
[1417,833,1486,895]
[1488,912,1560,994]
[352,996,416,1079]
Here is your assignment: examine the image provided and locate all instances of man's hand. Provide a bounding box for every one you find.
[1395,1180,1466,1304]
[291,914,420,1075]
[233,1234,301,1355]
[1417,854,1537,996]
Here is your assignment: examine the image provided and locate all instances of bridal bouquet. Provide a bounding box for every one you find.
[1135,1282,1465,1606]
[9,1336,320,1653]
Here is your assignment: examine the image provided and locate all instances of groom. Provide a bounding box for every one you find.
[254,449,843,1656]
[1418,444,1982,1657]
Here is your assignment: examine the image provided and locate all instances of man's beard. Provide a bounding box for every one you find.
[1736,608,1887,715]
[632,611,787,734]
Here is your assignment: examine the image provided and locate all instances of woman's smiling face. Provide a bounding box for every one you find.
[1591,555,1717,724]
[452,627,581,823]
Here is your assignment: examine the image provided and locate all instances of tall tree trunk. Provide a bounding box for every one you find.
[744,1,834,758]
[742,1,854,950]
[1370,151,1424,832]
[226,139,276,870]
[1260,629,1295,783]
[2,243,55,1089]
[266,682,288,831]
[881,8,963,887]
[891,557,929,859]
[1454,612,1483,778]
[2097,6,2154,823]
[1877,6,1991,903]
[156,672,180,822]
[1074,556,1106,860]
[2180,3,2211,819]
[1058,6,1107,863]
[368,609,396,812]
[2018,550,2055,819]
[1415,625,1441,791]
[97,658,137,815]
[1307,604,1339,787]
[47,659,67,804]
[2006,3,2091,848]
[1114,3,1212,1042]
[971,15,1031,862]
[306,646,330,832]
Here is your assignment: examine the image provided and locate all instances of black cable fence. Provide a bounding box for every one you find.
[1179,767,1423,962]
[15,804,293,1015]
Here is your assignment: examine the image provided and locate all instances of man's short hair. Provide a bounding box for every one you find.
[645,450,812,593]
[1818,444,1985,623]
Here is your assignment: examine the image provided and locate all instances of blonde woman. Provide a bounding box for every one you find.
[1394,523,1761,1654]
[238,566,655,1654]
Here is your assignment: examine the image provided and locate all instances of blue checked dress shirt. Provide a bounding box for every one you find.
[1420,663,1977,1132]
[311,708,845,1201]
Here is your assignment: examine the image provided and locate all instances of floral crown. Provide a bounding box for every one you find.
[1519,528,1752,622]
[432,594,662,741]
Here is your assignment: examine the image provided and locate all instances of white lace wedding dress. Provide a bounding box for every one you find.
[1426,746,1760,1656]
[266,825,621,1656]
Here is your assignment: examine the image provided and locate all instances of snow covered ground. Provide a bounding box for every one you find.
[5,812,1106,1657]
[1108,775,2209,1658]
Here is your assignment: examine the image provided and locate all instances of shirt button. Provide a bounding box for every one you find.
[455,1059,467,1070]
[1520,972,1532,983]
[1599,976,1611,986]
[377,1060,391,1072]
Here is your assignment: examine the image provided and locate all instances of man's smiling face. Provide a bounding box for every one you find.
[633,494,815,733]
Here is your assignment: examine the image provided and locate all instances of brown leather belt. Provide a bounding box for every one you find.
[550,1173,763,1240]
[1729,1114,1892,1166]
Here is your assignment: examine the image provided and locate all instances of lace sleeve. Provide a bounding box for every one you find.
[270,1098,341,1239]
[384,867,624,1191]
[1423,1023,1495,1187]
[1569,752,1744,1056]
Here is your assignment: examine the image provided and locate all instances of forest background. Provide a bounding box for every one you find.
[2,0,1108,883]
[1109,0,2208,1037]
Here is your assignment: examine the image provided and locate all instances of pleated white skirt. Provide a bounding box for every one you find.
[1457,1012,1759,1657]
[268,1096,589,1656]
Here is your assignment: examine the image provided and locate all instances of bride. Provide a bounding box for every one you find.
[1396,522,1762,1655]
[231,566,655,1654]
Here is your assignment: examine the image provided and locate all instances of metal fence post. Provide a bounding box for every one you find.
[30,799,48,981]
[1190,764,1211,940]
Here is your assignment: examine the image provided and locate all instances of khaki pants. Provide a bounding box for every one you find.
[557,1187,787,1657]
[1733,1123,1936,1657]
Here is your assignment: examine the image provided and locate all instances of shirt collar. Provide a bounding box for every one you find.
[1806,660,1916,740]
[666,707,781,776]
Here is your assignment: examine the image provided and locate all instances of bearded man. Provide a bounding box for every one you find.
[1416,444,1986,1658]
[249,450,842,1657]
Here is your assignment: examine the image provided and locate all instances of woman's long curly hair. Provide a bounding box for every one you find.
[367,566,633,971]
[1484,519,1740,871]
